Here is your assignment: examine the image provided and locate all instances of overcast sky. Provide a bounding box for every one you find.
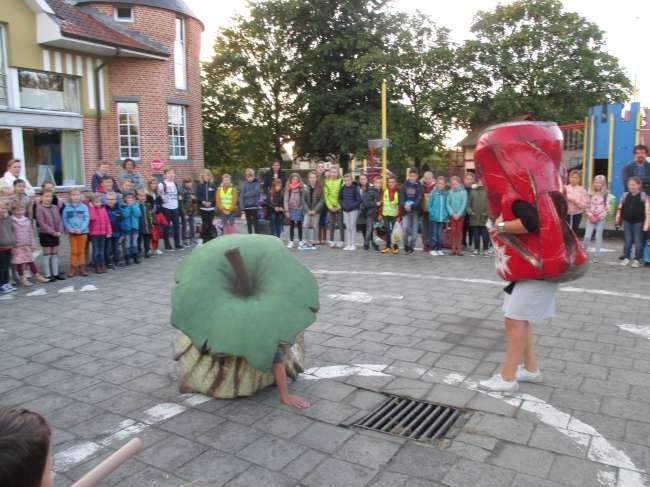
[185,0,648,143]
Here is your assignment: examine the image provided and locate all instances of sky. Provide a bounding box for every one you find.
[185,0,649,144]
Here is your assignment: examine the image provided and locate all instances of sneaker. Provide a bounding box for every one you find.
[516,365,543,383]
[55,274,66,280]
[429,250,439,256]
[305,243,316,250]
[349,245,356,251]
[166,247,175,252]
[470,250,479,256]
[437,250,445,256]
[286,241,294,249]
[620,258,630,266]
[631,259,641,268]
[3,283,17,293]
[479,374,519,392]
[155,249,163,255]
[297,241,308,251]
[18,276,33,287]
[391,247,399,255]
[328,241,335,248]
[175,246,184,251]
[0,284,12,295]
[381,247,391,254]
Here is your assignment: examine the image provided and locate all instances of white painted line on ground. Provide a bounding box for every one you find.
[617,323,650,340]
[0,293,14,300]
[53,402,188,473]
[302,364,392,380]
[80,284,98,292]
[327,291,404,303]
[58,286,75,293]
[180,393,213,407]
[26,288,47,297]
[314,269,650,301]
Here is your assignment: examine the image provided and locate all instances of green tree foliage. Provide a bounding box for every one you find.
[462,0,631,127]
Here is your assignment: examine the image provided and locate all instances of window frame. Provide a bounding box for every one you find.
[117,102,141,161]
[167,104,187,159]
[114,6,133,22]
[173,17,186,90]
[0,25,8,108]
[16,68,81,114]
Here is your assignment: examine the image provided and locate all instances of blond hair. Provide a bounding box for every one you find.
[590,175,608,195]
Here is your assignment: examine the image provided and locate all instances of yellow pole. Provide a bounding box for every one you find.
[362,158,367,174]
[636,109,642,145]
[581,117,589,188]
[588,115,596,190]
[381,79,388,190]
[607,112,615,183]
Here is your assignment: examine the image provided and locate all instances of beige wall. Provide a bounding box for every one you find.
[1,0,41,69]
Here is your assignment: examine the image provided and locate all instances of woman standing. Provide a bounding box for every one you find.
[117,158,144,190]
[196,169,216,242]
[0,159,34,196]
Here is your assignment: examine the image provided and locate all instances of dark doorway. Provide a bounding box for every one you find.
[593,158,609,181]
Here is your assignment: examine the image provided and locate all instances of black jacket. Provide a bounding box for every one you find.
[360,185,380,219]
[196,182,216,211]
[263,170,287,193]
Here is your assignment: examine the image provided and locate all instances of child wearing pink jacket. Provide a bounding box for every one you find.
[88,193,112,274]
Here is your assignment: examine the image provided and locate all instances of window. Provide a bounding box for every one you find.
[23,129,83,186]
[168,105,187,158]
[18,70,80,113]
[115,6,133,22]
[117,102,140,160]
[173,18,186,90]
[0,26,7,107]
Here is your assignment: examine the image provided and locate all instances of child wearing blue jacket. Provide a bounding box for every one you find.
[120,192,142,265]
[446,175,468,256]
[427,176,448,256]
[104,193,123,268]
[62,189,90,276]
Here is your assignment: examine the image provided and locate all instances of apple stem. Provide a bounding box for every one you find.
[225,247,253,296]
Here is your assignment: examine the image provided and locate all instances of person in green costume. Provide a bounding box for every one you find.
[171,234,319,408]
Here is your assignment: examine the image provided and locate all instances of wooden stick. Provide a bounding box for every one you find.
[225,247,253,296]
[71,438,143,487]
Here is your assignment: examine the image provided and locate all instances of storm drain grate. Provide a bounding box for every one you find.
[353,396,462,442]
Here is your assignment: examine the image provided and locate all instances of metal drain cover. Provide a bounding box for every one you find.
[353,396,462,442]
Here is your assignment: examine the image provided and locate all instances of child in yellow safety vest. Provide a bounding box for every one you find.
[216,174,238,226]
[380,175,400,254]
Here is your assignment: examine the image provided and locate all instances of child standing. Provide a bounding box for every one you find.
[446,175,468,256]
[616,176,649,268]
[239,169,262,234]
[104,194,123,268]
[420,171,435,252]
[399,169,423,255]
[216,173,238,232]
[88,193,111,274]
[323,167,344,248]
[284,173,306,249]
[62,189,89,277]
[120,192,142,265]
[380,175,400,254]
[35,190,65,281]
[137,189,153,258]
[466,179,490,256]
[91,162,118,193]
[196,169,216,243]
[13,179,33,220]
[179,178,197,246]
[359,174,380,251]
[427,176,449,256]
[265,179,285,238]
[340,173,362,251]
[583,175,610,263]
[302,171,323,248]
[11,201,48,286]
[565,169,588,234]
[146,179,164,254]
[0,201,15,294]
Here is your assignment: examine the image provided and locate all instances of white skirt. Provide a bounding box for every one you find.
[503,280,559,324]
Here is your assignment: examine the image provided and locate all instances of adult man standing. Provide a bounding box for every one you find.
[623,145,650,194]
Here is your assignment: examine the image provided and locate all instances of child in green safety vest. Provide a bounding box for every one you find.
[323,166,344,248]
[380,175,400,254]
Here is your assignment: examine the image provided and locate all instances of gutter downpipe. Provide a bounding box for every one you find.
[95,48,121,161]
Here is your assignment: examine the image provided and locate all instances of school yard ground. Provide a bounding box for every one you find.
[1,235,650,487]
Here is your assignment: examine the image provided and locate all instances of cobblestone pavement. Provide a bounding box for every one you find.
[1,234,650,487]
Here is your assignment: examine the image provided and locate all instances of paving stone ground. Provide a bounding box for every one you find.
[1,232,650,487]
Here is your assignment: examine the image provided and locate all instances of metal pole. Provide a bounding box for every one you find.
[381,79,387,190]
[581,116,588,187]
[607,112,615,185]
[588,115,596,190]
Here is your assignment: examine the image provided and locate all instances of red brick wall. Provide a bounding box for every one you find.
[81,3,204,185]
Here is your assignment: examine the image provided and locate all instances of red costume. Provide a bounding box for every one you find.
[474,121,588,282]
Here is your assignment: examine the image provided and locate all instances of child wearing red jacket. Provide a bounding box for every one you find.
[88,193,112,274]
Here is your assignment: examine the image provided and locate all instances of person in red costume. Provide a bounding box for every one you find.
[475,121,588,392]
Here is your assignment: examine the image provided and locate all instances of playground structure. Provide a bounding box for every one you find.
[450,102,649,197]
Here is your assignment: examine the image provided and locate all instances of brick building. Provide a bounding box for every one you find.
[0,0,204,189]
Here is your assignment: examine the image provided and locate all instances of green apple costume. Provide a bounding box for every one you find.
[171,234,319,398]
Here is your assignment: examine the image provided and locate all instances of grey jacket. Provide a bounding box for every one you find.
[302,184,324,213]
[0,215,14,248]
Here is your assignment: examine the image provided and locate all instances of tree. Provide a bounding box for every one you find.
[202,1,299,169]
[462,0,631,127]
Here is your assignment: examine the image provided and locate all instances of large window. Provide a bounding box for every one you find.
[173,18,186,90]
[168,105,187,158]
[117,102,140,160]
[23,129,83,186]
[18,70,80,113]
[0,26,7,107]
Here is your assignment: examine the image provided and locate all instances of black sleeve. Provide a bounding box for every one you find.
[512,200,540,233]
